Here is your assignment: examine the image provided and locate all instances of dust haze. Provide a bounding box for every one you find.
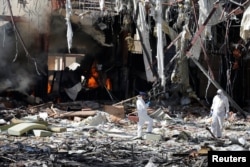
[0,0,51,93]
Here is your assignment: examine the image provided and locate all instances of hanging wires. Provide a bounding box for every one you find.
[6,0,41,75]
[2,0,8,47]
[226,62,232,95]
[2,24,6,48]
[12,28,19,62]
[224,19,233,95]
[190,0,215,102]
[2,0,7,15]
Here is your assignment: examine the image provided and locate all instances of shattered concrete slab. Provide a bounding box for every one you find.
[0,100,249,166]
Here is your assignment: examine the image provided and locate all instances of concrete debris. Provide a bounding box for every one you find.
[145,157,158,167]
[0,99,249,166]
[47,125,67,133]
[33,129,52,137]
[103,105,125,123]
[39,112,48,121]
[0,119,6,125]
[73,116,82,122]
[82,111,107,126]
[149,107,173,121]
[143,133,162,141]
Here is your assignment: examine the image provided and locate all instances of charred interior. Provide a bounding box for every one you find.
[1,1,250,166]
[0,0,250,112]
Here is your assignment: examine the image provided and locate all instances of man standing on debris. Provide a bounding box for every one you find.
[135,92,153,139]
[210,89,229,138]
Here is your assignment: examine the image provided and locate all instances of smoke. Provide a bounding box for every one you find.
[0,39,36,93]
[0,0,51,94]
[0,0,108,95]
[0,66,34,93]
[0,24,37,93]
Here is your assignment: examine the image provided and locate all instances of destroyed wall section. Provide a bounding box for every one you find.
[1,0,250,107]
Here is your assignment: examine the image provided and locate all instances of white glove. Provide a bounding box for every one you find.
[225,112,229,119]
[146,101,150,107]
[209,109,213,117]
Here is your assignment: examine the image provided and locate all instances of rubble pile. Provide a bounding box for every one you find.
[0,97,250,167]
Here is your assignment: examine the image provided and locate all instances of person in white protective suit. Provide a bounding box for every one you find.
[210,89,230,138]
[136,92,153,139]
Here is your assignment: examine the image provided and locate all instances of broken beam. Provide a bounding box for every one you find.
[190,57,247,118]
[182,0,246,117]
[227,0,250,17]
[186,0,220,53]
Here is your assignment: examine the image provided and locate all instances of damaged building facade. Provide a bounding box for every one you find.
[0,0,250,113]
[1,0,250,167]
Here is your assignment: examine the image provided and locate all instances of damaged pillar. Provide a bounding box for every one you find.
[170,2,192,94]
[155,0,165,87]
[135,1,156,82]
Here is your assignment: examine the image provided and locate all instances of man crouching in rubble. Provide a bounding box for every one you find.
[210,89,229,138]
[134,92,153,139]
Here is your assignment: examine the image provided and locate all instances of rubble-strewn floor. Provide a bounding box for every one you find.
[0,100,250,167]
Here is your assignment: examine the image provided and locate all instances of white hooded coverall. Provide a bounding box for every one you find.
[136,96,153,137]
[210,89,229,138]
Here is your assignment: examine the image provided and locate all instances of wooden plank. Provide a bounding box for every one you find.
[57,110,97,118]
[103,105,125,123]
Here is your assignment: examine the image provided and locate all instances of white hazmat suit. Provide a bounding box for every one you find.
[136,95,153,138]
[210,89,229,138]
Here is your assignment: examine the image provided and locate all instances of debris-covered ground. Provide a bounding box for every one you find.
[0,97,250,167]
